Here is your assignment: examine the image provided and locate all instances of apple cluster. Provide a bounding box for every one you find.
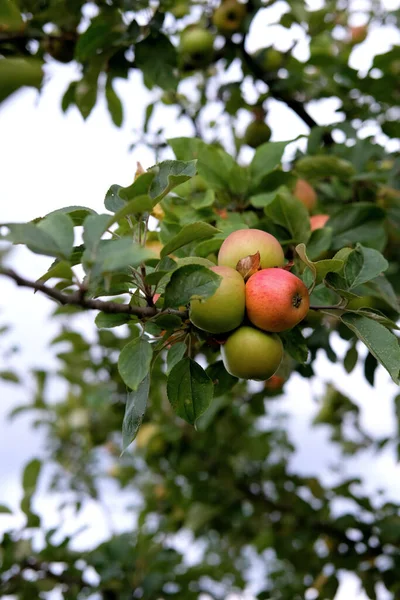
[189,229,310,381]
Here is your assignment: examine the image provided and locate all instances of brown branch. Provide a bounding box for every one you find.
[0,268,187,320]
[238,41,334,145]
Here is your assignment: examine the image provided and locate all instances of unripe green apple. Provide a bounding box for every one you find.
[179,26,215,69]
[244,120,271,148]
[190,266,245,333]
[170,1,190,18]
[310,214,329,231]
[246,268,310,332]
[0,58,43,103]
[254,47,283,72]
[221,326,283,380]
[212,0,247,35]
[218,228,285,270]
[294,179,317,212]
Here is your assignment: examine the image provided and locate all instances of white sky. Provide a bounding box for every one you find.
[1,3,400,598]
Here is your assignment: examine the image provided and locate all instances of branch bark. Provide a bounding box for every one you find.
[0,268,187,320]
[239,41,334,145]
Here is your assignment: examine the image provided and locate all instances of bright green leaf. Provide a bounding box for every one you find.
[167,358,213,425]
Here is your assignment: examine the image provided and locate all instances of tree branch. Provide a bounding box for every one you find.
[238,41,334,145]
[0,268,187,320]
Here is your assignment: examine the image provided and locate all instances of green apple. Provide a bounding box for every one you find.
[254,47,283,72]
[212,0,247,35]
[244,120,271,148]
[221,326,283,380]
[179,26,215,69]
[190,266,245,333]
[218,228,284,270]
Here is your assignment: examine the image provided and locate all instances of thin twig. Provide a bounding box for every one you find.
[1,268,187,319]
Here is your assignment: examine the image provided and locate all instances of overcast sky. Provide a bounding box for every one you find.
[1,2,400,598]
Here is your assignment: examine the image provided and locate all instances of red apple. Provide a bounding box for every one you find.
[221,326,283,380]
[246,268,310,332]
[310,214,329,231]
[189,266,245,333]
[218,229,285,271]
[294,179,317,212]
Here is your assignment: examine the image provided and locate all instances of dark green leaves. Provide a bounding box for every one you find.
[121,374,150,453]
[135,32,178,90]
[164,265,222,308]
[118,338,153,391]
[21,459,42,528]
[341,314,400,384]
[6,214,74,260]
[167,358,213,425]
[161,222,219,257]
[344,245,388,289]
[149,160,197,200]
[264,190,310,244]
[250,141,288,189]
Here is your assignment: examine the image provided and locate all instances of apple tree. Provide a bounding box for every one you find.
[1,0,400,598]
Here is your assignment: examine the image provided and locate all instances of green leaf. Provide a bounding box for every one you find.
[197,145,237,190]
[6,223,65,259]
[22,459,42,496]
[107,196,153,227]
[296,243,343,286]
[75,76,98,120]
[280,328,309,363]
[206,361,238,397]
[0,58,43,104]
[166,342,187,375]
[45,206,96,226]
[0,0,23,30]
[164,265,222,308]
[149,160,197,201]
[118,337,153,391]
[306,227,333,261]
[249,191,279,208]
[265,190,310,244]
[344,245,388,289]
[104,184,125,212]
[36,261,73,285]
[344,344,358,374]
[341,314,400,384]
[167,358,213,425]
[121,374,150,453]
[105,79,123,127]
[135,32,178,90]
[161,222,219,257]
[365,276,400,314]
[97,239,155,273]
[328,203,386,251]
[0,370,19,383]
[296,155,356,179]
[95,312,131,329]
[168,136,204,161]
[83,214,110,254]
[250,141,288,188]
[37,213,74,259]
[0,504,12,514]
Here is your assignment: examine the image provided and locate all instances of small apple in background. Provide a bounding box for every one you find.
[246,268,310,332]
[221,326,283,380]
[190,266,245,333]
[218,229,285,270]
[264,374,285,391]
[310,214,330,231]
[253,47,283,72]
[179,26,215,69]
[212,0,247,35]
[244,120,271,148]
[294,179,317,212]
[350,25,368,44]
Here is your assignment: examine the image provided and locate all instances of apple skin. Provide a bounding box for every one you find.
[190,266,245,334]
[244,120,271,148]
[179,27,214,68]
[212,0,247,35]
[294,179,317,212]
[221,326,283,381]
[246,268,310,332]
[254,47,283,72]
[350,25,367,44]
[310,214,329,231]
[218,229,285,271]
